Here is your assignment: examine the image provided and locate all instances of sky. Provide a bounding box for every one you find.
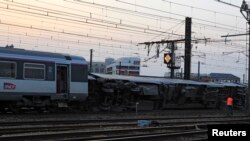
[0,0,248,82]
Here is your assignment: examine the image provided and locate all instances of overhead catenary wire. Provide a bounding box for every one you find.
[69,0,245,33]
[115,0,245,31]
[1,0,244,39]
[0,0,247,77]
[0,27,245,66]
[161,0,243,19]
[1,1,184,37]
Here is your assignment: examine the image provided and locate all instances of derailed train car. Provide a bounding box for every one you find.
[90,73,246,110]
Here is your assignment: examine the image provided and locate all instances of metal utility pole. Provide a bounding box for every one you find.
[184,17,192,80]
[89,49,93,73]
[181,68,183,79]
[240,0,250,114]
[119,61,122,75]
[243,74,246,84]
[170,42,176,78]
[198,61,200,80]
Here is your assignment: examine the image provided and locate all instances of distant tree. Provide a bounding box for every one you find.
[5,44,14,48]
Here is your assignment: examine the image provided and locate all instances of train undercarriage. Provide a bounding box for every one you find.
[88,77,246,111]
[0,77,246,113]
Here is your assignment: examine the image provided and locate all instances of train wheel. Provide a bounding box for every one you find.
[99,103,111,111]
[0,107,6,114]
[9,105,21,114]
[34,107,44,113]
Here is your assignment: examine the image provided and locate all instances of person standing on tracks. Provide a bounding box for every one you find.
[226,95,233,116]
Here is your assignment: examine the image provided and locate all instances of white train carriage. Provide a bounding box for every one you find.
[0,47,88,109]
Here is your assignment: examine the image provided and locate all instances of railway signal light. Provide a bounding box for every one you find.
[164,53,172,66]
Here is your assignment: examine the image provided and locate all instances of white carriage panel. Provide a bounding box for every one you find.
[0,79,56,93]
[70,82,88,94]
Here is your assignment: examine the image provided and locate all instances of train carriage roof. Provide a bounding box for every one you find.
[91,73,174,85]
[137,75,221,87]
[212,82,245,88]
[91,73,243,88]
[0,47,86,64]
[161,79,244,88]
[88,75,96,80]
[167,79,224,87]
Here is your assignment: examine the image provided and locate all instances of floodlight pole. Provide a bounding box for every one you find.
[89,49,93,73]
[240,0,250,115]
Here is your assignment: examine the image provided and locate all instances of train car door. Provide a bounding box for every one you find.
[56,65,69,94]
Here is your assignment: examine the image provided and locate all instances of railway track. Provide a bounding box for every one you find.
[0,115,248,126]
[0,124,207,141]
[0,116,249,135]
[0,115,249,140]
[61,129,208,141]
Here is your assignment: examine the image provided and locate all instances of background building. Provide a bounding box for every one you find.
[105,58,115,66]
[106,57,140,76]
[209,73,240,83]
[88,62,106,74]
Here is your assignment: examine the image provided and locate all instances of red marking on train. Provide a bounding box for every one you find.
[4,83,16,90]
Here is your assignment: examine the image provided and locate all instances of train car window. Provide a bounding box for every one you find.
[0,61,16,78]
[71,64,87,82]
[24,63,45,80]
